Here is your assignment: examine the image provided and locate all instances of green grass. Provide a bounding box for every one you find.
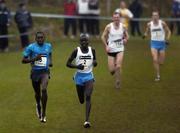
[0,36,180,133]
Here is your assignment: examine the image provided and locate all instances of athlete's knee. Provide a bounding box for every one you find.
[86,95,91,102]
[153,58,158,64]
[159,58,165,65]
[42,89,47,97]
[159,60,164,65]
[108,64,116,75]
[35,92,40,98]
[41,78,49,90]
[42,84,48,91]
[115,64,121,70]
[42,83,48,90]
[78,95,84,104]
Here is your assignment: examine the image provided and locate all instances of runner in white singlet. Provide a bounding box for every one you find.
[101,12,129,89]
[143,10,171,81]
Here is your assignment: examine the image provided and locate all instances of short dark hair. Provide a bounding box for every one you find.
[152,6,160,14]
[36,31,45,37]
[113,11,121,17]
[19,3,25,7]
[80,33,89,41]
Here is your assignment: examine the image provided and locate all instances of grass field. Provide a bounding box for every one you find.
[0,36,180,133]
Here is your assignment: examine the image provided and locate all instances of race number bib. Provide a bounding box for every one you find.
[34,56,47,67]
[79,59,92,70]
[80,60,88,70]
[152,31,162,40]
[113,39,123,48]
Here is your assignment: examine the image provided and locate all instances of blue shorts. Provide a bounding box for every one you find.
[150,40,166,51]
[73,72,94,86]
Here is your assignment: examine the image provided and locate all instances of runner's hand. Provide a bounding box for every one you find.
[123,38,128,44]
[165,40,170,45]
[106,46,110,53]
[93,61,97,67]
[77,64,84,70]
[49,63,53,67]
[33,54,42,61]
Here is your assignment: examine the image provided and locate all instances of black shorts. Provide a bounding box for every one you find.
[107,52,120,57]
[30,69,50,82]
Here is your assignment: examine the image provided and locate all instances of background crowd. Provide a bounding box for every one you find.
[0,0,180,52]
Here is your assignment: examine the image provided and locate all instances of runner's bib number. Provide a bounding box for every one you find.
[111,39,123,48]
[34,56,47,67]
[79,60,91,70]
[115,41,123,48]
[152,31,162,40]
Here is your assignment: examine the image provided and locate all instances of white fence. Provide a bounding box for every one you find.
[0,12,179,39]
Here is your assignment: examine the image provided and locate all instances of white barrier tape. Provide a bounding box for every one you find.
[1,12,180,39]
[30,13,180,21]
[11,12,180,21]
[0,34,15,39]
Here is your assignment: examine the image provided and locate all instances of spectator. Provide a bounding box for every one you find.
[129,0,142,36]
[88,0,100,38]
[63,0,77,39]
[77,0,90,34]
[15,3,33,48]
[0,0,11,52]
[170,0,180,35]
[115,1,133,29]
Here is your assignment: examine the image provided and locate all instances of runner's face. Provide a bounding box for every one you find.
[22,5,26,11]
[152,12,159,21]
[80,39,88,48]
[113,14,120,23]
[36,33,45,45]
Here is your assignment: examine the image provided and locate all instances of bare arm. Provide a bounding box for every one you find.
[162,21,171,41]
[49,53,53,67]
[123,26,129,43]
[22,55,41,64]
[143,22,151,38]
[66,49,84,70]
[92,49,97,67]
[101,24,110,52]
[66,49,78,69]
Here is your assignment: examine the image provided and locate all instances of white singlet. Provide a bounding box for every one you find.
[107,22,125,53]
[150,20,165,41]
[75,47,94,73]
